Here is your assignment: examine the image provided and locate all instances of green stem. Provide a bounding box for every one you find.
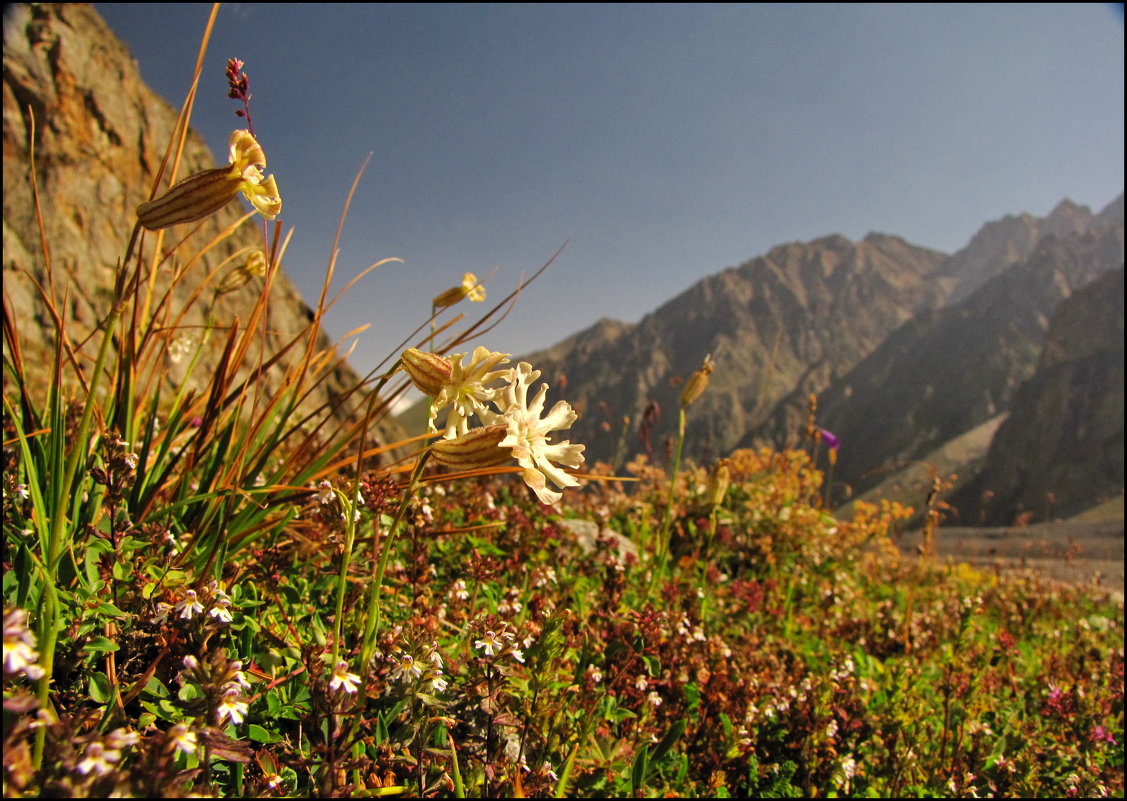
[652,406,687,591]
[359,450,431,667]
[330,484,363,669]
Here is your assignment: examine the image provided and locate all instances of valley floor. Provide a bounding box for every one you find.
[894,519,1125,598]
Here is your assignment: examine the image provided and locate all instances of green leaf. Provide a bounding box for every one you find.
[248,724,280,743]
[112,559,133,581]
[90,600,129,619]
[631,744,650,795]
[88,671,111,703]
[83,635,120,654]
[652,718,686,765]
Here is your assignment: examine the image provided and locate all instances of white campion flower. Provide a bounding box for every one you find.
[136,129,281,229]
[430,347,511,439]
[497,363,585,505]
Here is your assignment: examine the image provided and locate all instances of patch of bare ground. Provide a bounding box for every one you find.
[894,518,1124,599]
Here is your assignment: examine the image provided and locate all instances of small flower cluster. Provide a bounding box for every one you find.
[473,623,526,665]
[88,435,140,505]
[314,479,364,525]
[160,580,237,625]
[3,607,45,680]
[75,728,140,777]
[387,640,449,695]
[178,649,253,726]
[402,347,586,504]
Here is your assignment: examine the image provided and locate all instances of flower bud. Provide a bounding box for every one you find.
[680,354,714,407]
[706,459,731,507]
[215,250,267,294]
[430,425,512,468]
[401,349,453,396]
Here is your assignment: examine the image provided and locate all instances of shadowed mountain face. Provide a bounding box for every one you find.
[519,193,1123,524]
[810,220,1124,504]
[948,266,1125,524]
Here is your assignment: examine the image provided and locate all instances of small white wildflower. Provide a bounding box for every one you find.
[122,451,139,470]
[510,648,526,664]
[151,601,173,625]
[105,727,140,749]
[431,675,449,693]
[228,660,252,690]
[427,645,444,669]
[15,484,29,499]
[635,675,649,691]
[167,723,198,755]
[76,740,120,776]
[647,691,663,707]
[317,480,335,506]
[175,590,204,620]
[3,608,45,679]
[586,664,603,684]
[216,686,248,725]
[391,653,423,683]
[450,579,470,601]
[474,630,503,657]
[209,597,235,624]
[329,660,361,694]
[533,566,557,587]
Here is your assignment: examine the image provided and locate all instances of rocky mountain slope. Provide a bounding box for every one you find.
[523,233,949,466]
[948,266,1124,524]
[521,194,1123,524]
[3,4,401,446]
[809,215,1124,505]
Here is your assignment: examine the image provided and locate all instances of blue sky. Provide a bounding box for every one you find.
[95,3,1124,379]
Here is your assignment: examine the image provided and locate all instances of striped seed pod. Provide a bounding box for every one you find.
[136,166,244,230]
[401,349,454,396]
[430,425,512,468]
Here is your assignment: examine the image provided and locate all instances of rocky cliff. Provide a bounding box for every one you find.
[949,266,1125,523]
[811,213,1124,503]
[2,5,399,445]
[522,232,948,466]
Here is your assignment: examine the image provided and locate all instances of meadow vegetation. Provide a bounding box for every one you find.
[2,18,1122,798]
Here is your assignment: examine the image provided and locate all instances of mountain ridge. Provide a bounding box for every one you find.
[519,192,1123,524]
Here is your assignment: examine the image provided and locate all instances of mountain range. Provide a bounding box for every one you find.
[521,196,1124,525]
